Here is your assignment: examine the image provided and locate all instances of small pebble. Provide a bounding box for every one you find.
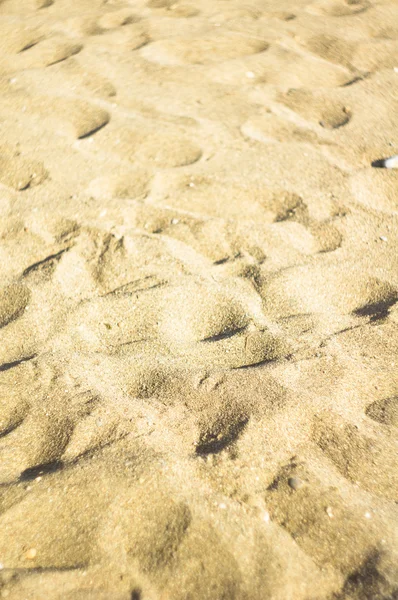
[246,71,255,79]
[364,511,372,519]
[288,477,304,491]
[380,236,388,242]
[219,503,227,509]
[25,548,37,560]
[326,506,334,518]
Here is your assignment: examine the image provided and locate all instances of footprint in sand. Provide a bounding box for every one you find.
[241,112,329,145]
[278,88,352,130]
[266,459,396,575]
[0,356,126,482]
[0,144,47,190]
[296,34,356,69]
[350,169,398,213]
[96,8,140,30]
[0,445,113,569]
[0,17,42,54]
[13,36,83,70]
[87,22,149,52]
[140,32,268,65]
[81,121,202,168]
[86,168,151,201]
[147,0,200,18]
[57,58,117,98]
[204,44,352,88]
[262,264,397,341]
[3,88,110,139]
[252,45,352,88]
[0,0,53,12]
[312,411,398,500]
[366,396,398,427]
[306,0,370,17]
[0,283,31,329]
[352,39,398,72]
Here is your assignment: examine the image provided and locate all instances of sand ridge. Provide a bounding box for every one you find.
[0,0,397,598]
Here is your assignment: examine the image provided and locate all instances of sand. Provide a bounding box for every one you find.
[0,0,397,598]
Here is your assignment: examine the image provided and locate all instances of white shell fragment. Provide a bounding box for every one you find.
[372,155,398,169]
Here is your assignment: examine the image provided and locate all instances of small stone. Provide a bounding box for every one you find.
[25,548,37,560]
[219,503,227,509]
[288,477,304,490]
[364,511,372,519]
[379,236,388,242]
[262,511,270,523]
[326,506,334,518]
[246,71,255,79]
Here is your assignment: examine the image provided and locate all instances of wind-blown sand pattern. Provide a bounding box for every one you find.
[0,0,397,598]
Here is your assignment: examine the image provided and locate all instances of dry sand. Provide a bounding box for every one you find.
[0,0,397,598]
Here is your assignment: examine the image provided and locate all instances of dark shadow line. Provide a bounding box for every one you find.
[77,119,110,140]
[0,420,24,439]
[353,296,398,322]
[0,355,37,372]
[195,417,249,456]
[22,249,68,277]
[0,564,87,574]
[200,326,247,343]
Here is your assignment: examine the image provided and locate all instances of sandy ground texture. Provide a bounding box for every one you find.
[0,0,397,598]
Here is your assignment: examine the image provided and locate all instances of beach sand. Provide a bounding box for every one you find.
[0,0,397,598]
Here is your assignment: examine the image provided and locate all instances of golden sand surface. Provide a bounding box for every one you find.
[0,0,397,598]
